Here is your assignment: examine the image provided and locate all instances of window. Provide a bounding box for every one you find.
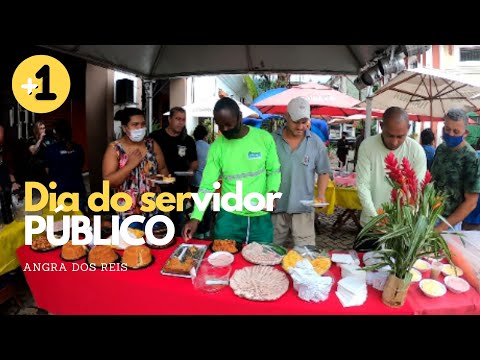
[460,47,480,62]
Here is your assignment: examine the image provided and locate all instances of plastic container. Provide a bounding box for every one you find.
[443,233,480,294]
[191,260,232,293]
[430,261,443,280]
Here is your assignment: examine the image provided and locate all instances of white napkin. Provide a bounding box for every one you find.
[363,252,392,272]
[363,251,382,266]
[366,271,390,291]
[289,259,333,302]
[336,276,367,307]
[340,263,366,282]
[331,253,360,266]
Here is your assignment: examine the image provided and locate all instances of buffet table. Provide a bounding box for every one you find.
[0,206,82,277]
[316,180,362,230]
[15,239,480,315]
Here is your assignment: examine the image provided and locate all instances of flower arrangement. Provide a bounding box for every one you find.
[357,153,454,306]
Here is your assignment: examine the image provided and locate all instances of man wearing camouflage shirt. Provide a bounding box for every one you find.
[431,108,480,232]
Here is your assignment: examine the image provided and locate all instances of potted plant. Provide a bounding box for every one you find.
[357,153,454,307]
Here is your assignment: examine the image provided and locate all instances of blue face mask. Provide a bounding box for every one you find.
[443,130,464,148]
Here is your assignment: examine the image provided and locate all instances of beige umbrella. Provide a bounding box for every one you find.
[328,114,380,124]
[357,67,480,125]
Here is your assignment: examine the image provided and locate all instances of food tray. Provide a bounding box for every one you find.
[31,244,62,252]
[242,242,285,265]
[123,255,155,270]
[31,234,63,252]
[160,243,207,278]
[208,239,243,254]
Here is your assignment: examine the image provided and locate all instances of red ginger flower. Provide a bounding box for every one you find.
[385,153,405,185]
[421,171,432,192]
[385,153,421,205]
[391,188,398,202]
[401,157,418,203]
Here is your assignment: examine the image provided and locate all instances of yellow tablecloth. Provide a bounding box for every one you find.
[315,180,362,215]
[0,206,82,276]
[0,220,26,276]
[334,186,362,210]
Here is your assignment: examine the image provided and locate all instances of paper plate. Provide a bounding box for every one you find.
[300,200,329,208]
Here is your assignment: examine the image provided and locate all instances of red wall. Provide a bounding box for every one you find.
[432,45,440,69]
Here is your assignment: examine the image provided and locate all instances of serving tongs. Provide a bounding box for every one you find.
[178,246,189,262]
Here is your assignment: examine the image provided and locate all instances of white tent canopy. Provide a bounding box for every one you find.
[163,97,259,118]
[39,45,391,79]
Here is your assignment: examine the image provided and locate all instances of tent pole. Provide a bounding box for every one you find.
[430,100,433,129]
[365,86,373,139]
[144,80,154,133]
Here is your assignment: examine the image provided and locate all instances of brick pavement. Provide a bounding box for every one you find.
[315,208,358,250]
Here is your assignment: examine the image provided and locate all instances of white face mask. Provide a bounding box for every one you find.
[127,127,147,142]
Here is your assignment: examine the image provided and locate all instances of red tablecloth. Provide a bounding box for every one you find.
[15,239,479,315]
[406,270,480,315]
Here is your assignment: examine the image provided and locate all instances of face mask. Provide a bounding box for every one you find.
[443,130,464,148]
[222,122,241,140]
[127,127,147,142]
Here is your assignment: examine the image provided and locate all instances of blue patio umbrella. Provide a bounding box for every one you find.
[242,117,264,128]
[250,88,288,119]
[310,118,329,143]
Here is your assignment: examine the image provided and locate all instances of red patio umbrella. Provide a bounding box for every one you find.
[255,82,371,117]
[255,82,443,121]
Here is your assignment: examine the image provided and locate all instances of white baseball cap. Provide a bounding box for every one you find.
[287,96,310,122]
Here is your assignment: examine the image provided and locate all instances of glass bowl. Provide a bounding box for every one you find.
[191,260,232,293]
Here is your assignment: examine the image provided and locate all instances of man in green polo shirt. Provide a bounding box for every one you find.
[182,97,281,243]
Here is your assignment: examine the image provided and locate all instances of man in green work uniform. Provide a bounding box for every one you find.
[182,97,281,243]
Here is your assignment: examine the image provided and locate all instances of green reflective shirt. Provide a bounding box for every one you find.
[191,126,281,221]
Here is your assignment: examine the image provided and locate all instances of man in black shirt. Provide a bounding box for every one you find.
[149,107,198,235]
[336,132,349,168]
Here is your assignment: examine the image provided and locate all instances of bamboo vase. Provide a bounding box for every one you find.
[382,274,410,308]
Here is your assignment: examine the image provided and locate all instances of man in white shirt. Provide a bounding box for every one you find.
[355,107,426,250]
